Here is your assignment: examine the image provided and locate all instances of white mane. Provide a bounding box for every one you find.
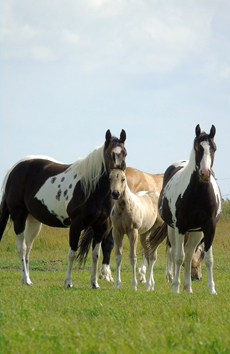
[72,144,106,199]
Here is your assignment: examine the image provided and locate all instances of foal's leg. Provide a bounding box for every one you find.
[205,246,217,295]
[113,228,124,289]
[168,226,184,293]
[183,231,203,293]
[24,215,42,283]
[128,229,138,290]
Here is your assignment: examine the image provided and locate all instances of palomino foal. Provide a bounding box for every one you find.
[109,169,162,291]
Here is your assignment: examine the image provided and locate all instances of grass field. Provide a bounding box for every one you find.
[1,201,230,354]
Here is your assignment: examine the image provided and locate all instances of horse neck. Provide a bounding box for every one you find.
[117,179,135,210]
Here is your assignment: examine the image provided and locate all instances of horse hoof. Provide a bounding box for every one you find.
[92,282,100,289]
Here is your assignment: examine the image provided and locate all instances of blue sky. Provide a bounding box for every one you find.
[1,0,230,198]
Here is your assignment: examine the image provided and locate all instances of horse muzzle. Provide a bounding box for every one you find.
[199,169,210,182]
[111,190,120,200]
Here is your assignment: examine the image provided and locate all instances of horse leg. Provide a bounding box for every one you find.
[91,218,111,289]
[91,240,101,288]
[168,226,184,293]
[64,218,82,288]
[146,247,158,291]
[24,215,42,283]
[205,246,217,294]
[128,229,138,290]
[12,208,31,284]
[113,228,123,289]
[100,229,114,282]
[138,255,148,284]
[183,231,203,293]
[166,238,173,282]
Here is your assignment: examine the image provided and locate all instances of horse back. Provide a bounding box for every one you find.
[126,167,163,194]
[4,157,69,212]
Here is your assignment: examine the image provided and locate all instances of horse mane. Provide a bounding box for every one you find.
[72,143,106,199]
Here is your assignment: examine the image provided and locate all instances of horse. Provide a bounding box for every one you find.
[0,129,127,288]
[148,124,222,294]
[99,167,164,282]
[109,168,163,290]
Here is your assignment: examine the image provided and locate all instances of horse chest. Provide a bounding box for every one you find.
[111,202,142,234]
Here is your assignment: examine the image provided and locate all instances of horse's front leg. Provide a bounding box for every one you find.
[205,246,217,294]
[168,226,184,293]
[113,228,124,289]
[91,218,112,289]
[91,240,101,289]
[100,229,114,282]
[128,229,138,290]
[183,231,203,293]
[64,218,82,288]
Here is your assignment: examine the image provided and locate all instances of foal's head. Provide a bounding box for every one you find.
[109,169,126,200]
[194,124,217,182]
[104,129,127,171]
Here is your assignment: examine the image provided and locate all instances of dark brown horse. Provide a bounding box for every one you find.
[0,129,127,288]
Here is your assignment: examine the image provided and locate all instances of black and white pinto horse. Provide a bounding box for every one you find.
[0,130,127,288]
[149,125,222,294]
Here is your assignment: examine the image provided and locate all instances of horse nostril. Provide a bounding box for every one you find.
[112,190,120,199]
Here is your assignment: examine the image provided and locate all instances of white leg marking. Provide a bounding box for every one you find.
[99,264,114,282]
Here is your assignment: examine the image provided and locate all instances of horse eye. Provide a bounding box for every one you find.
[121,178,125,182]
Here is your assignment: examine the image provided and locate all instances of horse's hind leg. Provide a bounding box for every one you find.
[12,209,31,284]
[24,215,42,282]
[146,247,158,291]
[138,255,148,284]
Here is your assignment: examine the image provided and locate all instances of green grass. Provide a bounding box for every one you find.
[1,204,230,354]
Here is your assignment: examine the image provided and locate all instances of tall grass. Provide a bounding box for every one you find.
[1,202,230,353]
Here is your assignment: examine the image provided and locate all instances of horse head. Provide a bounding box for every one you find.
[194,124,217,182]
[109,169,126,200]
[104,129,127,171]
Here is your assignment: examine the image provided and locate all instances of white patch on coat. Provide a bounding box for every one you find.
[35,168,80,223]
[200,141,212,175]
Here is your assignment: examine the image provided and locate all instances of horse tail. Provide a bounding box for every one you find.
[148,222,168,251]
[0,196,10,241]
[77,226,94,267]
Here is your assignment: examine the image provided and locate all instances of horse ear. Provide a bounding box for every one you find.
[120,129,126,143]
[195,124,201,137]
[209,125,216,139]
[105,130,112,143]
